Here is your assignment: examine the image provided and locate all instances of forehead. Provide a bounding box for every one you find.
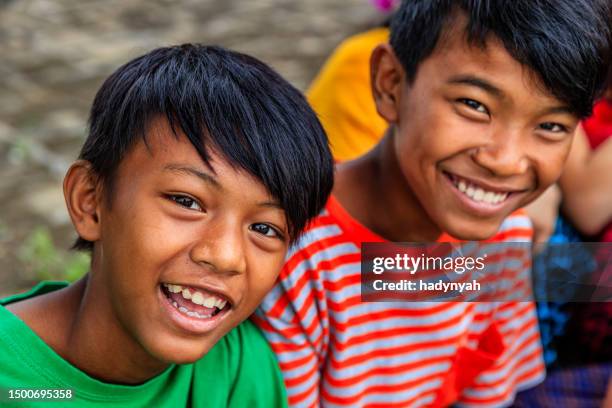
[112,117,272,199]
[413,15,559,104]
[119,117,205,171]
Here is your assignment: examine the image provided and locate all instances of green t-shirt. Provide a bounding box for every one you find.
[0,281,287,407]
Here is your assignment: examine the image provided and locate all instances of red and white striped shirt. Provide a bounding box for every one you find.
[254,196,545,407]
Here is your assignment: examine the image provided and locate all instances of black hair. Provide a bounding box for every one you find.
[390,0,611,118]
[74,44,333,249]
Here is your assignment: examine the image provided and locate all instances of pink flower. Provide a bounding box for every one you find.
[370,0,397,12]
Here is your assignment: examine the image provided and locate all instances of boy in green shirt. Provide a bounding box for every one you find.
[0,44,333,407]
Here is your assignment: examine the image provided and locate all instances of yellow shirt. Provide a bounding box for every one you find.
[307,28,390,161]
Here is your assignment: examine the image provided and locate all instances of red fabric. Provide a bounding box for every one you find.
[581,98,612,242]
[582,99,612,150]
[434,324,506,407]
[255,196,545,407]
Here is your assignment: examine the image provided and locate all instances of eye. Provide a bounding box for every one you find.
[167,194,203,211]
[539,122,567,133]
[250,223,284,240]
[459,98,488,114]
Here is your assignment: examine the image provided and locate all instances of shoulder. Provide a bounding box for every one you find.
[221,319,270,351]
[0,281,75,354]
[281,204,359,286]
[488,209,533,242]
[258,203,360,319]
[197,319,276,369]
[193,320,287,406]
[0,281,68,306]
[287,204,349,259]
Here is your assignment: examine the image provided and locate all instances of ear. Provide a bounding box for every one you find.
[63,160,102,243]
[370,43,404,124]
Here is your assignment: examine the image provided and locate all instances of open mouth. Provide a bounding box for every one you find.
[444,171,515,206]
[160,283,230,320]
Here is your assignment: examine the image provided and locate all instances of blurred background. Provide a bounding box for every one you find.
[0,0,385,296]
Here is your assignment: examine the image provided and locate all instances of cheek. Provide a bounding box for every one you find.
[532,143,572,186]
[102,206,193,304]
[115,202,199,260]
[397,100,477,168]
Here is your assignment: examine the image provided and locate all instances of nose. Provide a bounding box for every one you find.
[189,217,247,276]
[471,129,529,177]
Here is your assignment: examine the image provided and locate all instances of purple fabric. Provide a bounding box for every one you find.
[512,364,611,408]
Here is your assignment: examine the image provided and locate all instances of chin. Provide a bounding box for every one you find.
[145,336,214,365]
[442,218,502,241]
[166,351,208,365]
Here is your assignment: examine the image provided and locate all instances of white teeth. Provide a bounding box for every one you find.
[451,176,509,204]
[185,290,222,309]
[458,180,467,193]
[170,301,213,319]
[181,289,192,300]
[483,191,495,204]
[165,284,182,294]
[191,291,204,305]
[202,297,215,308]
[165,283,227,310]
[491,192,508,204]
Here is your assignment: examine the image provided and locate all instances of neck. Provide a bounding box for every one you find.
[60,274,169,385]
[334,128,442,242]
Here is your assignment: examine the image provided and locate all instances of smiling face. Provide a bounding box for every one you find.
[92,118,289,364]
[375,25,578,241]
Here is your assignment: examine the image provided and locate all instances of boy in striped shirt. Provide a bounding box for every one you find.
[254,1,611,407]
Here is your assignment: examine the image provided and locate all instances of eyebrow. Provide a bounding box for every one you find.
[537,105,574,117]
[163,164,222,190]
[448,75,574,117]
[447,75,504,98]
[164,164,284,209]
[257,201,283,210]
